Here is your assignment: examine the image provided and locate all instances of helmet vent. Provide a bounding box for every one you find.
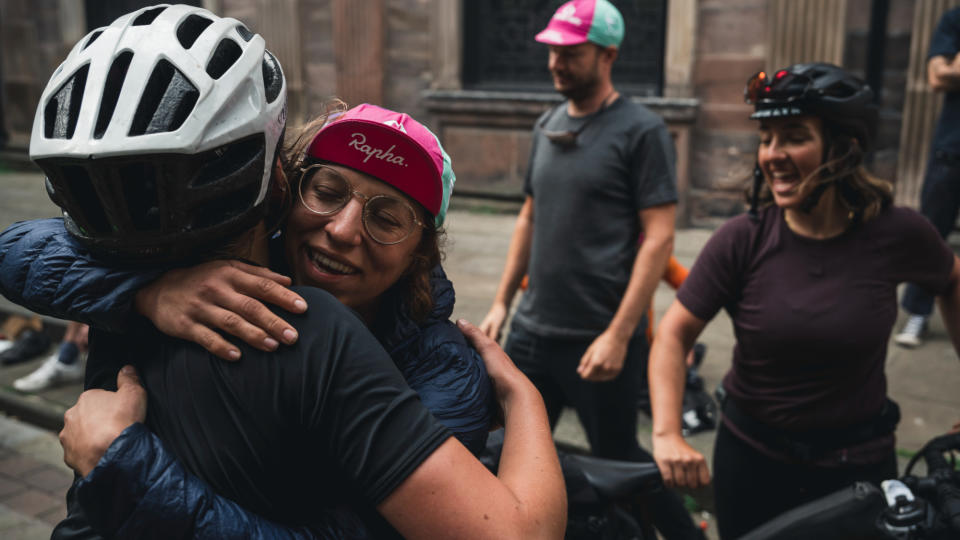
[132,7,166,26]
[824,83,856,98]
[119,162,161,231]
[192,134,265,188]
[82,30,103,51]
[43,64,89,139]
[129,60,199,136]
[262,51,282,104]
[235,24,254,42]
[206,39,242,80]
[94,51,133,139]
[193,181,260,229]
[60,165,111,235]
[177,14,213,49]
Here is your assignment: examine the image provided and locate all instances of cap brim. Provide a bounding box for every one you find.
[534,28,588,46]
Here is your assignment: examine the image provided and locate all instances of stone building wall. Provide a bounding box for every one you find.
[0,0,77,150]
[844,0,915,184]
[383,0,433,120]
[687,0,766,225]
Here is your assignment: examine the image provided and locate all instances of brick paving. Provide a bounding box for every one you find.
[0,413,71,539]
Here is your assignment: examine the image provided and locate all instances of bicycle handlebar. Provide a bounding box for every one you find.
[744,431,960,539]
[916,432,960,535]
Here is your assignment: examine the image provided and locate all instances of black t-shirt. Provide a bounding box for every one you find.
[85,286,450,528]
[515,98,678,338]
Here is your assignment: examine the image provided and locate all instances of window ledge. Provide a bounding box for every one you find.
[422,89,699,123]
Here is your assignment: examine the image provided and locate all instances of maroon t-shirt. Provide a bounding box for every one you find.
[678,205,953,440]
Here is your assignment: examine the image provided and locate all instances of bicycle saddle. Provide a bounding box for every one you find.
[563,453,663,500]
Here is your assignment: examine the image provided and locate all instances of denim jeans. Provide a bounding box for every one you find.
[902,150,960,316]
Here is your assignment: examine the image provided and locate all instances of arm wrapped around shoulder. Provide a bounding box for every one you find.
[0,219,162,332]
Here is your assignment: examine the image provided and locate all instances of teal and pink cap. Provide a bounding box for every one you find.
[306,104,456,227]
[535,0,624,48]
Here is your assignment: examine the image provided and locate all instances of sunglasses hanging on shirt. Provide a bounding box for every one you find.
[539,90,618,148]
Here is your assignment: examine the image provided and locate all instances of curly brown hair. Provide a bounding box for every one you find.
[747,122,893,222]
[270,100,446,324]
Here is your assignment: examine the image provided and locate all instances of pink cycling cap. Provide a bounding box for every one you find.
[306,104,456,226]
[535,0,624,48]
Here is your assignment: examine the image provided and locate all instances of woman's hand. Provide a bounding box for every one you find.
[134,260,307,361]
[458,319,536,417]
[653,432,710,489]
[60,366,147,477]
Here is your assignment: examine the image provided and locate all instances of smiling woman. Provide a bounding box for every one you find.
[649,62,960,539]
[268,104,448,326]
[757,116,825,211]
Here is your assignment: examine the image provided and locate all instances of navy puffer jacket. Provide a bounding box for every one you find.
[369,266,493,454]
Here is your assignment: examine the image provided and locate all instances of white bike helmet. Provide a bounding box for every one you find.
[30,4,286,262]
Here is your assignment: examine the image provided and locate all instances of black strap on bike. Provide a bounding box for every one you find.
[721,397,900,463]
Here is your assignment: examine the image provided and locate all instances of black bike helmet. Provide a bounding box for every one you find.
[745,62,878,151]
[30,4,287,263]
[744,63,877,220]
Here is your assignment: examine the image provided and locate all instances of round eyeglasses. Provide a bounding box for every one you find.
[296,164,426,245]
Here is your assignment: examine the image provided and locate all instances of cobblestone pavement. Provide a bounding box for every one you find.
[0,413,71,539]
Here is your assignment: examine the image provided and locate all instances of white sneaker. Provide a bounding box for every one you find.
[13,352,85,392]
[894,315,928,348]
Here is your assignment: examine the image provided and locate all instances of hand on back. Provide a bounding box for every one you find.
[458,319,536,417]
[134,260,307,360]
[60,366,146,477]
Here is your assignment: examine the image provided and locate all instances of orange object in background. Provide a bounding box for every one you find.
[646,255,689,343]
[663,255,689,290]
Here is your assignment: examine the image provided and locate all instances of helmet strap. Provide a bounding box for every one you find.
[748,163,763,222]
[798,182,831,213]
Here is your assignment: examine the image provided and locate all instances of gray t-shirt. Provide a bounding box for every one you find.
[513,97,677,338]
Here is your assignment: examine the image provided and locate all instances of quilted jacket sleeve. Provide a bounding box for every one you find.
[76,423,355,539]
[0,219,161,332]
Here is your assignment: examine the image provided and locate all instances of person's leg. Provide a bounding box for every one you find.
[504,324,566,428]
[714,422,899,539]
[0,315,50,365]
[713,422,807,539]
[568,333,647,461]
[57,322,89,365]
[902,153,960,318]
[13,322,85,392]
[564,334,704,539]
